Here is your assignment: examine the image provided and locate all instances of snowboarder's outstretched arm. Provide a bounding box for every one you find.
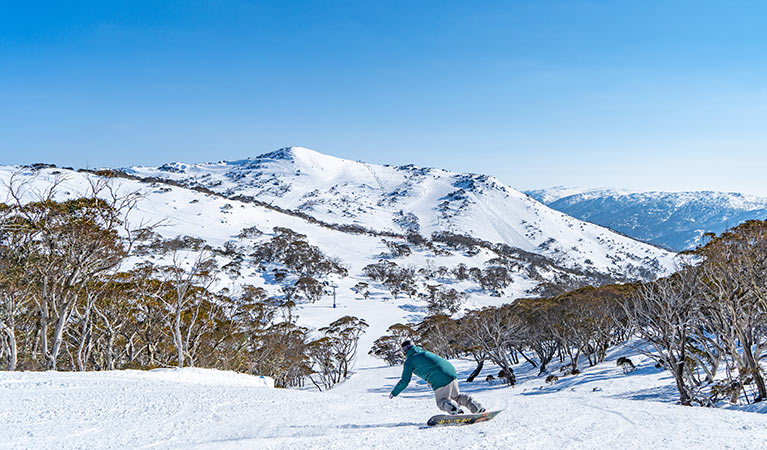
[390,360,414,397]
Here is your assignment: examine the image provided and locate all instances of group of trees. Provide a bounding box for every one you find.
[248,308,368,390]
[0,177,253,373]
[253,227,347,278]
[0,178,366,391]
[371,283,632,386]
[0,177,139,371]
[361,258,513,302]
[623,221,767,406]
[423,284,467,315]
[362,260,416,299]
[372,221,767,408]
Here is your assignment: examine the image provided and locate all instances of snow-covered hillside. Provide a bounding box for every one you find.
[0,161,679,372]
[527,187,767,251]
[0,162,681,387]
[3,345,766,449]
[123,147,676,278]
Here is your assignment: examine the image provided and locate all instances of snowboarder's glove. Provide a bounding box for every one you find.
[389,393,394,399]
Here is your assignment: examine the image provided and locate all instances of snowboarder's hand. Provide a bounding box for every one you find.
[389,393,394,399]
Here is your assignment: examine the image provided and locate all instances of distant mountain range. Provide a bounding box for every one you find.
[526,187,767,251]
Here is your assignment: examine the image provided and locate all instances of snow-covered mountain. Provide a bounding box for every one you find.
[527,187,767,251]
[123,146,675,280]
[0,161,669,358]
[1,154,677,360]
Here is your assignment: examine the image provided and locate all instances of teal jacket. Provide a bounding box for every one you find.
[390,345,457,397]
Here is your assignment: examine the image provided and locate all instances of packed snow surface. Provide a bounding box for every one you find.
[3,350,767,449]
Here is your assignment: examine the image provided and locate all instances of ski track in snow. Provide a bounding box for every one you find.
[3,354,767,450]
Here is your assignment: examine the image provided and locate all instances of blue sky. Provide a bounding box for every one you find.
[2,1,766,194]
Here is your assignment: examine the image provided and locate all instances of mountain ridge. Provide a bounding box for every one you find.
[122,146,677,279]
[527,187,767,251]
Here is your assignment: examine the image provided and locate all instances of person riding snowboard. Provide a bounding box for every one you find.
[389,340,485,415]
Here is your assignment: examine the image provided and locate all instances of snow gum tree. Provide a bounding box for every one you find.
[309,316,368,391]
[90,276,136,370]
[512,299,561,375]
[621,267,702,406]
[424,285,467,315]
[461,306,523,385]
[362,260,416,299]
[417,314,459,359]
[696,221,767,401]
[0,203,37,370]
[1,176,138,370]
[158,252,218,368]
[320,316,368,379]
[294,276,324,303]
[253,227,347,278]
[369,323,417,366]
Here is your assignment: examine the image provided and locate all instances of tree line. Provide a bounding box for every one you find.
[371,283,632,386]
[0,177,366,390]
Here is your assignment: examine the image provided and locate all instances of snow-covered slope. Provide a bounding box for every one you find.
[0,163,677,380]
[527,187,767,251]
[0,165,471,350]
[124,147,676,278]
[3,346,766,449]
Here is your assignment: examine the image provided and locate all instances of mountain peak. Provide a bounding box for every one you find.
[255,147,297,161]
[251,146,350,171]
[255,146,320,161]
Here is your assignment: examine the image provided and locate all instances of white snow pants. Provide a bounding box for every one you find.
[433,379,483,414]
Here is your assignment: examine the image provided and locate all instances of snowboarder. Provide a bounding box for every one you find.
[389,340,485,415]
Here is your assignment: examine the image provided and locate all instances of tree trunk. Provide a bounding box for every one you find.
[753,374,767,403]
[105,329,116,370]
[496,353,516,385]
[673,361,692,406]
[503,365,516,385]
[569,347,581,373]
[174,305,184,367]
[586,345,595,366]
[48,297,77,370]
[739,340,767,401]
[466,359,484,382]
[516,348,538,368]
[0,322,17,371]
[76,310,93,372]
[39,303,50,367]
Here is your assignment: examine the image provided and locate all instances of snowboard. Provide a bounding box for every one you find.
[427,409,502,427]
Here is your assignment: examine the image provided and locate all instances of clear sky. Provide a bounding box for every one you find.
[2,1,767,195]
